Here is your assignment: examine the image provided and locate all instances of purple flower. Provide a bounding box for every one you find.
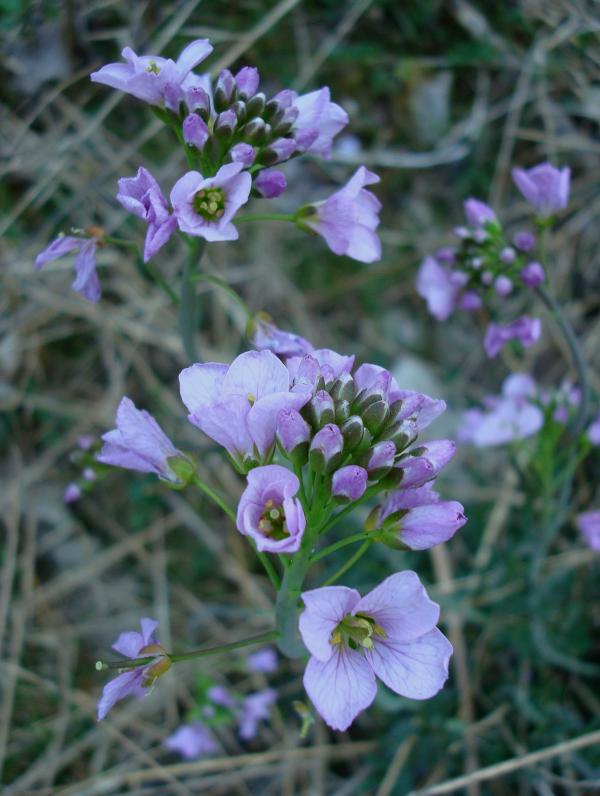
[277,409,312,457]
[238,689,276,740]
[235,66,260,99]
[35,235,101,303]
[229,143,256,167]
[236,464,306,553]
[520,261,545,288]
[247,647,278,674]
[98,618,169,720]
[291,87,348,159]
[514,231,536,252]
[464,198,496,227]
[397,439,456,489]
[494,276,513,297]
[587,413,600,445]
[180,350,309,467]
[164,722,218,759]
[207,685,235,708]
[64,483,81,504]
[575,511,600,551]
[249,316,314,359]
[500,247,516,264]
[116,167,177,262]
[97,397,187,483]
[484,316,542,358]
[90,40,213,106]
[416,257,461,321]
[332,465,368,502]
[299,572,452,731]
[458,373,543,447]
[512,163,571,217]
[170,163,252,242]
[458,291,482,311]
[301,167,382,263]
[309,424,344,473]
[254,169,287,198]
[379,484,466,550]
[183,113,209,150]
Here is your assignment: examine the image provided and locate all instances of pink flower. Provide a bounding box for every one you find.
[170,163,252,242]
[300,167,382,263]
[299,572,452,731]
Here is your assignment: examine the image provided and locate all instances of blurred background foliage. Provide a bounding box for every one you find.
[1,1,600,794]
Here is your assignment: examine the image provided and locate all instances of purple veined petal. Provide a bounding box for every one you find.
[175,39,213,78]
[311,349,355,379]
[188,396,253,458]
[170,170,204,215]
[90,62,134,92]
[164,722,218,759]
[116,167,160,219]
[144,215,177,262]
[179,219,240,242]
[71,239,100,303]
[299,586,361,661]
[345,224,382,263]
[179,363,228,412]
[243,463,300,498]
[112,630,144,658]
[139,617,159,646]
[355,571,441,642]
[248,391,311,458]
[293,87,349,159]
[399,501,467,550]
[223,350,291,400]
[392,390,446,432]
[97,669,143,721]
[366,627,452,700]
[303,648,376,731]
[35,235,81,270]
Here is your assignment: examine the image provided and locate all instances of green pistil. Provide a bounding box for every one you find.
[258,499,289,541]
[193,188,226,221]
[330,612,387,652]
[146,61,160,75]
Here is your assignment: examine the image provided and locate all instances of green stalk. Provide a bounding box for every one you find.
[236,213,296,223]
[180,239,205,362]
[193,273,251,319]
[322,540,372,586]
[192,475,236,523]
[311,531,376,563]
[97,630,279,672]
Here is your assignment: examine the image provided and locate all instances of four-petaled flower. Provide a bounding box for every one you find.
[98,618,170,720]
[35,234,101,303]
[512,162,570,217]
[299,572,452,730]
[236,464,306,553]
[116,167,177,262]
[164,722,219,759]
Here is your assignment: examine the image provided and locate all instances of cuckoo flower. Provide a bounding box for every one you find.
[396,440,456,489]
[35,234,101,303]
[512,162,570,217]
[90,39,213,106]
[416,256,463,321]
[332,465,368,502]
[238,689,277,740]
[97,397,188,483]
[179,350,309,468]
[236,464,306,553]
[575,511,600,552]
[299,167,382,263]
[464,198,497,228]
[247,647,278,673]
[458,373,543,447]
[97,618,169,720]
[379,483,466,550]
[254,168,287,198]
[116,167,177,262]
[170,163,252,242]
[587,413,600,445]
[484,316,542,358]
[249,315,314,359]
[164,723,218,759]
[299,572,452,731]
[291,87,349,158]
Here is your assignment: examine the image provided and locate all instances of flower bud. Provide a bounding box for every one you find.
[361,440,395,480]
[362,400,389,436]
[277,409,311,465]
[514,230,536,252]
[521,261,545,288]
[214,109,237,139]
[309,424,344,474]
[273,107,299,137]
[185,86,211,120]
[214,69,236,111]
[331,465,368,503]
[352,372,390,414]
[183,113,209,150]
[139,643,172,688]
[231,100,247,123]
[164,82,184,115]
[307,390,335,429]
[330,372,357,404]
[494,275,513,296]
[235,66,260,100]
[166,454,197,488]
[464,198,497,228]
[458,291,482,311]
[334,399,351,424]
[379,418,418,452]
[500,247,516,264]
[230,143,256,167]
[242,117,269,144]
[340,415,364,452]
[254,169,287,198]
[245,92,266,118]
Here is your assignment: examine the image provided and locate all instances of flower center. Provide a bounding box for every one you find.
[330,613,387,651]
[258,499,289,540]
[193,188,226,220]
[146,61,161,75]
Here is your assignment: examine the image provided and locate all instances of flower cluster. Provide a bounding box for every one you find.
[417,162,571,359]
[36,39,383,301]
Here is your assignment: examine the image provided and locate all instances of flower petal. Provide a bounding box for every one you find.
[299,586,361,661]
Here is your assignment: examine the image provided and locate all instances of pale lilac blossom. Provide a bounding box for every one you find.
[416,256,462,321]
[331,465,368,502]
[247,647,278,674]
[379,483,466,550]
[512,163,570,217]
[236,464,306,553]
[64,483,81,504]
[116,167,177,262]
[164,723,218,759]
[35,235,100,303]
[575,511,600,551]
[299,572,452,731]
[520,261,545,288]
[484,317,542,358]
[464,198,496,227]
[238,689,277,740]
[291,87,348,158]
[254,169,287,198]
[250,317,314,359]
[587,413,600,445]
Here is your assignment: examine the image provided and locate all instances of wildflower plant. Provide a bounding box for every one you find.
[36,37,468,734]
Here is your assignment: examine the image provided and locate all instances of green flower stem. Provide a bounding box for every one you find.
[192,475,236,523]
[96,630,279,672]
[275,539,312,658]
[180,239,205,362]
[256,549,281,591]
[317,485,379,535]
[311,531,377,563]
[535,284,590,435]
[322,540,372,587]
[192,273,251,319]
[140,257,180,304]
[236,213,296,223]
[103,235,139,250]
